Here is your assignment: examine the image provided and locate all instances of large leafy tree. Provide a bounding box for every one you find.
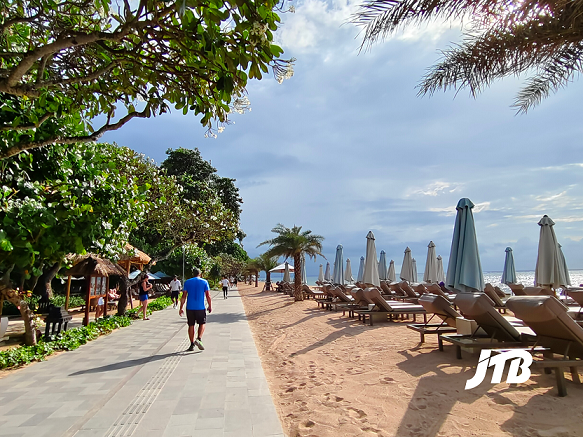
[0,0,294,160]
[113,145,239,265]
[0,143,148,344]
[258,224,324,301]
[354,0,583,112]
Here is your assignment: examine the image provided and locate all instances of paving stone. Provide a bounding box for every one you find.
[0,289,284,437]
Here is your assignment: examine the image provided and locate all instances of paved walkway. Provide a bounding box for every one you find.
[0,289,284,437]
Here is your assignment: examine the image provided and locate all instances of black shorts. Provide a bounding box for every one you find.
[186,309,206,326]
[171,291,179,299]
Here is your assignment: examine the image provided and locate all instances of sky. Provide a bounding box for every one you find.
[103,0,583,277]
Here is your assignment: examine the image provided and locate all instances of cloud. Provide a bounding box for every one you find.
[101,0,583,274]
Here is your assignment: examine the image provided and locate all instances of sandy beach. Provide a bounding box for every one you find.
[239,282,583,437]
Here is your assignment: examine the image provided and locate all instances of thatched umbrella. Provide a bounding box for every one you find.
[63,254,128,326]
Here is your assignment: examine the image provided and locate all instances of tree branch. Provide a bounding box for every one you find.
[0,107,150,160]
[0,112,54,132]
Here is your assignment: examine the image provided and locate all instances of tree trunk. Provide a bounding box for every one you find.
[116,278,130,316]
[0,286,36,345]
[266,271,271,291]
[293,253,303,301]
[33,262,61,299]
[255,272,258,288]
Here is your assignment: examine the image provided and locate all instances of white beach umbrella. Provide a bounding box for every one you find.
[357,256,365,283]
[423,241,439,283]
[412,259,418,284]
[446,198,484,292]
[269,263,295,273]
[558,244,572,287]
[436,256,446,283]
[318,264,324,282]
[535,215,568,288]
[400,247,415,282]
[301,254,308,285]
[378,251,388,281]
[332,245,344,285]
[388,260,396,282]
[283,262,291,283]
[363,231,380,287]
[501,247,517,285]
[324,262,331,281]
[345,259,354,284]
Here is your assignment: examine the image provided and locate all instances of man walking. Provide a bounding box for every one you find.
[221,276,230,299]
[179,268,212,351]
[169,275,181,309]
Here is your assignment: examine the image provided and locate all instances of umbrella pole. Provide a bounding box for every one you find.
[65,275,72,310]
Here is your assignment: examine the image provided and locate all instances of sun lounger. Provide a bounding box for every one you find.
[506,295,583,396]
[408,294,461,343]
[523,286,555,296]
[302,284,325,300]
[508,283,526,296]
[315,284,335,308]
[484,283,507,313]
[356,288,426,326]
[399,281,420,302]
[438,293,531,359]
[494,285,507,299]
[424,283,453,302]
[413,284,428,295]
[379,281,394,296]
[566,289,583,319]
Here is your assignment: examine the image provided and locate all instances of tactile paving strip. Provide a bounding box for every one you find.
[104,337,190,437]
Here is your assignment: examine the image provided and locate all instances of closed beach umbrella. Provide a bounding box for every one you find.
[412,259,418,283]
[558,244,572,287]
[301,254,308,285]
[400,247,415,282]
[333,245,344,285]
[345,259,354,284]
[446,198,484,292]
[423,241,439,283]
[324,262,331,281]
[363,231,380,287]
[318,264,324,282]
[501,247,517,285]
[535,215,568,288]
[283,262,291,283]
[378,251,388,281]
[436,256,446,283]
[388,260,396,282]
[357,256,365,283]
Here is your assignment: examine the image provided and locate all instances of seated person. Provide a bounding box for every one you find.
[95,296,105,320]
[108,287,120,301]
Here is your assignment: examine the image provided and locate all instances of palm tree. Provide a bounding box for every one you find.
[251,253,280,290]
[258,224,324,301]
[353,0,583,113]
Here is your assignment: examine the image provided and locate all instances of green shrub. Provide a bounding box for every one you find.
[50,295,85,308]
[0,315,132,369]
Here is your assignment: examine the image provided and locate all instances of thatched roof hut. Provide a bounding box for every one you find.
[64,254,128,277]
[118,243,152,273]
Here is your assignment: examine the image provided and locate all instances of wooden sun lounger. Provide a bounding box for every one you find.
[506,295,583,396]
[438,293,533,359]
[408,294,461,343]
[484,283,507,313]
[355,288,426,326]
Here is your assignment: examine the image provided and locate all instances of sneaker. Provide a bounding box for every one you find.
[194,339,205,350]
[187,343,195,352]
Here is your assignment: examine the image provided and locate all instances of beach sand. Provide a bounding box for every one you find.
[239,282,583,437]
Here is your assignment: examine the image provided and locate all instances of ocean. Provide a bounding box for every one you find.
[262,270,583,292]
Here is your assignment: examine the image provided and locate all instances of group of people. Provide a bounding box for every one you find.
[136,272,237,352]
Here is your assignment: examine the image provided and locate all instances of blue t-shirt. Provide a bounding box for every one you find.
[183,277,210,310]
